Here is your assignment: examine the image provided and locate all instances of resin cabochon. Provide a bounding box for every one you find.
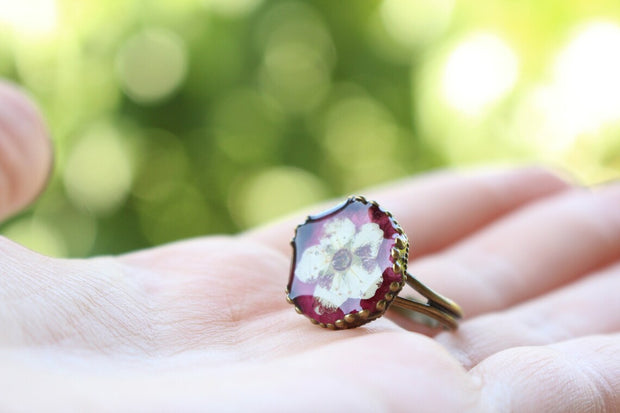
[287,198,407,328]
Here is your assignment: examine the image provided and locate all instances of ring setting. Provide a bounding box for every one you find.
[286,196,463,330]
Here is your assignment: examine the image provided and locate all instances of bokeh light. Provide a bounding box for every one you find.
[116,28,188,104]
[2,217,67,257]
[321,92,403,189]
[204,0,263,18]
[257,2,334,113]
[63,123,134,215]
[442,33,519,115]
[138,181,210,246]
[212,89,283,163]
[552,21,620,137]
[380,0,454,48]
[229,166,327,228]
[0,0,57,37]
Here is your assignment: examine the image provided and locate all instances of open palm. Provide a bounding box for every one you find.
[1,82,619,412]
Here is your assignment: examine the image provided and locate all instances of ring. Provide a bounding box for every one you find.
[286,196,463,330]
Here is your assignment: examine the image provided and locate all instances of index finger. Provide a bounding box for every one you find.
[243,167,571,257]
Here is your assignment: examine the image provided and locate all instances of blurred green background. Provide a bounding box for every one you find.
[1,0,619,257]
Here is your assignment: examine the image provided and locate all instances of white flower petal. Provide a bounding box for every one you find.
[360,265,383,299]
[295,244,331,283]
[323,218,356,249]
[314,262,383,309]
[315,284,349,310]
[351,223,383,258]
[349,262,383,299]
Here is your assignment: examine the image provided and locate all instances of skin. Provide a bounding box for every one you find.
[0,80,619,412]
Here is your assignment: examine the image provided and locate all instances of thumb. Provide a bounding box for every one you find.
[0,81,53,221]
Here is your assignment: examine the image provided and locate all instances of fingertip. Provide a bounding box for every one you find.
[476,164,573,189]
[517,165,574,193]
[474,165,574,207]
[0,81,53,220]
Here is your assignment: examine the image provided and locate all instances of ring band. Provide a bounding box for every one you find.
[286,195,463,330]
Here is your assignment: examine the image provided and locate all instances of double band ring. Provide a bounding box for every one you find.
[286,196,463,330]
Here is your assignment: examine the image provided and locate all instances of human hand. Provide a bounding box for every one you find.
[1,82,618,412]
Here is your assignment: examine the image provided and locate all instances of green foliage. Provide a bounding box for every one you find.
[1,0,619,256]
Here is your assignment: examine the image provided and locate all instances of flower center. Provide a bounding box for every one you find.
[331,248,352,272]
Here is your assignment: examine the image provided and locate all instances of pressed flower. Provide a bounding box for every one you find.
[296,217,384,310]
[288,197,404,327]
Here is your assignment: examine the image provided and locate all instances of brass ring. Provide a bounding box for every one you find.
[286,196,463,330]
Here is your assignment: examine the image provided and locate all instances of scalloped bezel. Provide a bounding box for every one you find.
[286,195,410,330]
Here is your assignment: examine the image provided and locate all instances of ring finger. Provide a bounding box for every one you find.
[436,259,620,369]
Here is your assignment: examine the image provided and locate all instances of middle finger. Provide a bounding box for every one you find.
[403,184,620,323]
